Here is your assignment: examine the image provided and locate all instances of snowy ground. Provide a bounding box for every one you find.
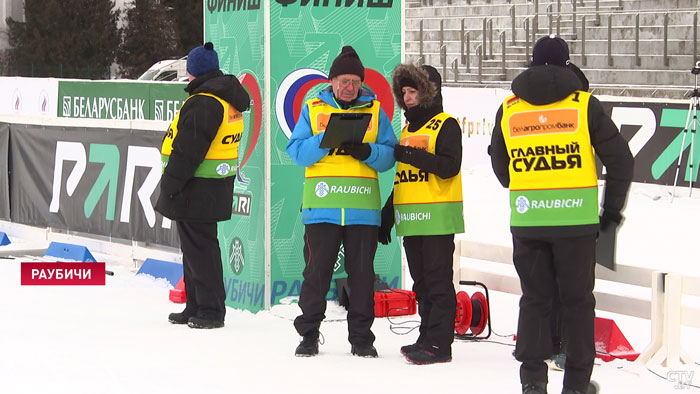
[1,167,699,394]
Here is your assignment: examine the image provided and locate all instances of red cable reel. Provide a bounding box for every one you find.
[454,280,491,339]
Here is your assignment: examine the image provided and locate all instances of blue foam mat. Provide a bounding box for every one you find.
[136,258,183,287]
[43,242,96,262]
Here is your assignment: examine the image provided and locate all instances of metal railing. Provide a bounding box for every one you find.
[663,13,669,67]
[500,31,507,77]
[452,58,459,82]
[476,44,483,83]
[582,15,587,66]
[607,14,613,66]
[635,13,641,66]
[408,1,699,87]
[441,44,447,80]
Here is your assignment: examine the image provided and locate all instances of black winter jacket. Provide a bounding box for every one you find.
[155,70,250,222]
[489,65,634,238]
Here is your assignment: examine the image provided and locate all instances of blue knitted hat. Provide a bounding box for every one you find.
[187,42,219,77]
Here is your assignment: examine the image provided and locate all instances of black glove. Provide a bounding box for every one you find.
[599,210,622,232]
[378,195,395,245]
[394,144,420,164]
[341,143,371,161]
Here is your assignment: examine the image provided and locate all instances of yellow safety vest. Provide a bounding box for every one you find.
[161,93,243,178]
[500,91,599,227]
[302,99,381,210]
[394,112,465,236]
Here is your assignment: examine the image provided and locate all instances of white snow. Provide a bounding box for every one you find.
[1,166,699,394]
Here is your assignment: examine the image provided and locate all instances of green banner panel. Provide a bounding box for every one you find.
[269,1,403,306]
[57,80,187,122]
[205,1,266,312]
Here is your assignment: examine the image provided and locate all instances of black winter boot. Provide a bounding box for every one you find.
[351,344,378,358]
[168,310,194,324]
[295,331,320,357]
[562,381,598,394]
[187,316,224,329]
[522,381,548,394]
[404,345,452,365]
[400,342,422,356]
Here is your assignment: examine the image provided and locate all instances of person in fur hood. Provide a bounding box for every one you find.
[379,64,465,365]
[488,35,633,394]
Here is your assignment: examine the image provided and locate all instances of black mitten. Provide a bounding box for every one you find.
[394,144,417,164]
[341,143,371,161]
[599,210,622,231]
[378,195,394,245]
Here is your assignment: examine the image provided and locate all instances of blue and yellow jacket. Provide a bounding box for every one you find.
[286,86,398,226]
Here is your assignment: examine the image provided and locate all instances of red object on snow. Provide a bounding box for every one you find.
[454,290,489,336]
[169,276,187,303]
[374,289,416,317]
[594,317,639,362]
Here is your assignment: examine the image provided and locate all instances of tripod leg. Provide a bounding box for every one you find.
[690,99,698,196]
[672,99,694,201]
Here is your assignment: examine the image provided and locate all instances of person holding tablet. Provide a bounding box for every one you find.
[286,46,398,358]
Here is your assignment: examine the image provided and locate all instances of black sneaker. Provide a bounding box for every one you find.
[562,381,598,394]
[187,316,224,329]
[168,312,190,324]
[522,382,547,394]
[404,347,452,365]
[400,342,422,356]
[295,332,320,357]
[350,344,378,358]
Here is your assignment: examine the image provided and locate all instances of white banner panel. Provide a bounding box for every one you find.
[442,87,512,169]
[0,77,59,117]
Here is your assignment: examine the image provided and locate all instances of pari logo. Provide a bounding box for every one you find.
[276,67,395,140]
[515,196,530,213]
[237,72,263,185]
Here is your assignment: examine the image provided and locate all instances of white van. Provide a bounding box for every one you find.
[137,57,187,82]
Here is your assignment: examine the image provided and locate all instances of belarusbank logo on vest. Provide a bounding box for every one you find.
[515,196,584,214]
[314,181,372,198]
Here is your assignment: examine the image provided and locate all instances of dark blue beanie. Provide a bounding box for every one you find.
[187,42,219,77]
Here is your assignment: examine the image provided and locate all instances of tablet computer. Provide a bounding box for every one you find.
[319,112,372,149]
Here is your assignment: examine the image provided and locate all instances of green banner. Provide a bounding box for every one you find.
[269,1,403,306]
[205,1,266,312]
[58,81,187,121]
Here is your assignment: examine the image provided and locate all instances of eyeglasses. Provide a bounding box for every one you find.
[337,78,362,88]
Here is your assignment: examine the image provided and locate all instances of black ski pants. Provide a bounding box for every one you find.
[177,220,226,322]
[403,234,456,355]
[294,223,378,346]
[512,234,597,392]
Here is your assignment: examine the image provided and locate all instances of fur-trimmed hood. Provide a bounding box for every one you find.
[391,64,441,111]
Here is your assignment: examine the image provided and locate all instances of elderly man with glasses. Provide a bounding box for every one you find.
[286,45,398,358]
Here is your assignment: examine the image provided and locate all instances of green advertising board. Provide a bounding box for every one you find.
[205,0,402,311]
[58,81,188,121]
[268,1,402,306]
[205,1,266,312]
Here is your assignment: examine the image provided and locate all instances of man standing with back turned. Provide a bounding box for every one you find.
[286,46,397,358]
[157,42,250,329]
[489,35,634,394]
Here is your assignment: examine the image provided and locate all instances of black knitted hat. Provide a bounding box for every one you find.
[532,35,570,67]
[328,46,365,81]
